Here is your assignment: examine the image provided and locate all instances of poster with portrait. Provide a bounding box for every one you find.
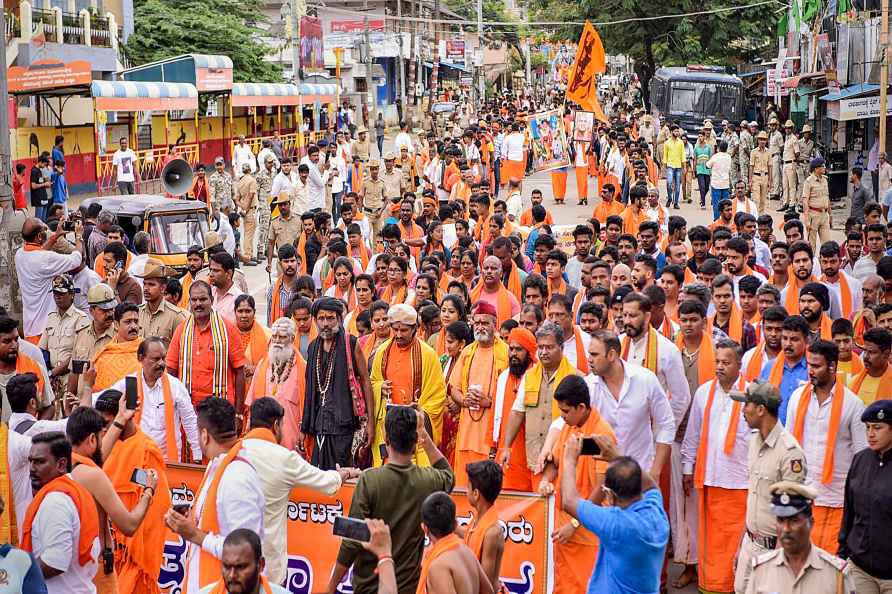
[573,111,594,142]
[300,16,325,72]
[525,109,571,173]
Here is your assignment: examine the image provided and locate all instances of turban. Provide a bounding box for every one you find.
[472,301,498,319]
[271,317,296,337]
[508,328,538,362]
[388,303,418,326]
[311,296,344,317]
[799,282,830,312]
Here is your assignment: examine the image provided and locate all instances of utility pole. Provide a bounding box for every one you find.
[364,16,377,128]
[429,0,440,111]
[397,0,405,108]
[881,0,889,152]
[477,0,483,103]
[0,9,23,321]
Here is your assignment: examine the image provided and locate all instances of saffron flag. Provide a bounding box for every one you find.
[565,21,608,122]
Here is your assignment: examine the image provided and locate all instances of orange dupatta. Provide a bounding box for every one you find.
[783,274,815,315]
[135,373,179,462]
[465,506,501,559]
[15,354,46,404]
[676,330,716,385]
[547,276,568,297]
[505,263,523,300]
[416,533,463,594]
[469,282,513,325]
[710,303,743,344]
[622,327,659,375]
[824,274,853,317]
[268,276,291,323]
[792,381,845,485]
[694,376,745,488]
[21,474,99,566]
[91,339,141,391]
[573,327,590,374]
[241,322,271,366]
[848,365,892,401]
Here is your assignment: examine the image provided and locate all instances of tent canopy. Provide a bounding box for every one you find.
[90,80,199,111]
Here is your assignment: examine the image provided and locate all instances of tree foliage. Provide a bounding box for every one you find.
[530,0,776,107]
[444,0,522,48]
[125,0,283,83]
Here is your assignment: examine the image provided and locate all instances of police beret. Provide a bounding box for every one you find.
[861,399,892,424]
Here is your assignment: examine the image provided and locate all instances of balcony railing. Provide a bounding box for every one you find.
[5,11,21,40]
[9,4,117,49]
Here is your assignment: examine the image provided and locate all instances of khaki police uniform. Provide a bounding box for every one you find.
[769,126,784,198]
[380,168,404,202]
[802,172,831,246]
[70,320,116,394]
[255,165,275,260]
[361,164,387,243]
[138,299,186,345]
[734,422,807,593]
[39,305,88,399]
[739,126,754,184]
[268,212,302,254]
[797,135,815,188]
[782,130,801,208]
[745,546,855,594]
[750,141,772,213]
[352,132,371,162]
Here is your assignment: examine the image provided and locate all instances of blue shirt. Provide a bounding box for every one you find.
[51,146,64,166]
[51,171,68,204]
[578,488,669,594]
[758,354,808,424]
[0,544,47,594]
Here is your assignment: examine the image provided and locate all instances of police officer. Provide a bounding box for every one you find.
[380,152,404,204]
[746,481,855,594]
[731,382,807,594]
[39,274,88,401]
[768,117,784,200]
[802,157,832,247]
[722,119,740,185]
[839,399,892,593]
[208,156,235,213]
[137,259,186,345]
[255,154,276,261]
[781,120,800,212]
[361,159,387,244]
[797,125,816,190]
[749,131,773,215]
[66,283,118,397]
[265,193,302,274]
[739,120,754,186]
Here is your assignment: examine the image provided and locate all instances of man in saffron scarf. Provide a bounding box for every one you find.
[847,327,892,404]
[491,237,525,301]
[246,318,307,451]
[200,529,290,594]
[464,460,506,593]
[546,294,590,374]
[92,392,171,594]
[680,339,752,594]
[416,492,492,594]
[469,256,520,326]
[781,241,843,318]
[710,274,758,352]
[164,397,264,594]
[492,328,537,491]
[266,244,300,326]
[820,240,862,320]
[741,306,787,382]
[784,340,867,554]
[370,304,446,467]
[758,315,811,425]
[539,375,617,594]
[448,302,509,487]
[90,303,141,392]
[798,282,834,342]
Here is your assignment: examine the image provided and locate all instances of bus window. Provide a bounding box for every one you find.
[670,83,700,114]
[651,79,667,111]
[720,86,740,118]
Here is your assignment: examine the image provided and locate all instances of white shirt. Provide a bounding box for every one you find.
[706,152,732,189]
[232,144,257,177]
[7,411,67,437]
[645,205,670,235]
[306,163,331,211]
[127,253,149,289]
[185,449,265,594]
[586,361,677,470]
[105,372,202,462]
[566,256,584,288]
[270,171,297,201]
[337,217,372,249]
[112,149,137,183]
[329,155,347,194]
[71,267,101,313]
[619,331,692,429]
[503,133,525,161]
[241,437,341,584]
[879,161,892,198]
[822,271,863,315]
[394,132,414,154]
[562,328,591,372]
[31,488,100,594]
[680,378,751,489]
[256,148,279,173]
[732,197,759,218]
[506,191,523,222]
[14,248,83,337]
[5,427,33,535]
[210,215,236,257]
[852,254,879,281]
[784,384,867,507]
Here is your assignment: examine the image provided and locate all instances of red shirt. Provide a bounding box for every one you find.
[13,173,26,209]
[167,315,246,405]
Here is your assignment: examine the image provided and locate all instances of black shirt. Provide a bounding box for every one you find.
[305,235,323,274]
[839,447,892,579]
[30,166,48,207]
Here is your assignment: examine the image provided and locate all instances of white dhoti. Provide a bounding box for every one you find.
[670,441,698,564]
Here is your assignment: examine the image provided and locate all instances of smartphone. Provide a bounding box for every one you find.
[61,220,75,232]
[332,516,371,542]
[130,468,149,487]
[115,260,124,271]
[71,360,87,374]
[379,443,388,462]
[125,376,138,410]
[173,503,192,516]
[580,438,601,456]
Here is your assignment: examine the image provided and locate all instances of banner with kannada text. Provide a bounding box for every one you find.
[159,463,554,594]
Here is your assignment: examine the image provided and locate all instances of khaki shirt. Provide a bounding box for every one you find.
[746,546,855,594]
[268,214,302,251]
[236,173,258,211]
[71,319,117,392]
[769,130,784,157]
[353,138,371,161]
[746,422,807,537]
[783,134,800,161]
[750,147,772,174]
[255,167,275,205]
[380,169,403,200]
[138,299,186,344]
[39,306,88,368]
[398,157,416,191]
[801,173,830,210]
[361,178,386,210]
[798,138,815,164]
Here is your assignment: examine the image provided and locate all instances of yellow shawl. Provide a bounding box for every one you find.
[523,356,577,411]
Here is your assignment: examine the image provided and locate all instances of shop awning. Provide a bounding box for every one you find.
[298,83,339,103]
[440,61,472,74]
[121,53,234,92]
[782,72,825,89]
[232,83,300,106]
[820,83,879,101]
[90,80,199,111]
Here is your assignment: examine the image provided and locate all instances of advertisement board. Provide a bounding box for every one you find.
[300,16,325,72]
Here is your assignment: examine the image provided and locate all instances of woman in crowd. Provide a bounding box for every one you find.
[344,273,378,335]
[324,256,358,311]
[428,294,466,356]
[438,320,473,466]
[380,256,413,305]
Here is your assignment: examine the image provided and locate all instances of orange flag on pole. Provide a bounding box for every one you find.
[566,21,608,122]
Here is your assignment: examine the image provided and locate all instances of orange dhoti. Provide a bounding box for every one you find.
[550,169,567,201]
[697,486,747,593]
[811,505,843,554]
[501,159,525,183]
[453,450,489,487]
[554,539,598,594]
[575,166,588,200]
[502,426,532,492]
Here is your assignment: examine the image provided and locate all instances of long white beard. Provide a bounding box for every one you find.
[269,343,295,370]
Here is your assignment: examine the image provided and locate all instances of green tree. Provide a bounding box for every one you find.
[125,0,282,83]
[530,0,774,107]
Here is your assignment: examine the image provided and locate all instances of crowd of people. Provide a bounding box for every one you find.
[1,88,891,594]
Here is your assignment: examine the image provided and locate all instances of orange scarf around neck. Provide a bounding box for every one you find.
[823,273,853,317]
[848,365,892,401]
[710,302,743,344]
[92,338,141,391]
[469,282,513,325]
[784,273,815,314]
[792,381,845,485]
[416,533,463,594]
[22,475,99,566]
[241,322,271,366]
[572,327,590,374]
[694,376,745,488]
[135,373,179,462]
[676,330,716,385]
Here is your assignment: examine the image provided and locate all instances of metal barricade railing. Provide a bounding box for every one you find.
[97,143,200,195]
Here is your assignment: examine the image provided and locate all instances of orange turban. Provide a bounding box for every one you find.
[508,327,538,362]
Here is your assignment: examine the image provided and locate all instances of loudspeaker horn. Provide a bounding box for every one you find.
[161,158,194,196]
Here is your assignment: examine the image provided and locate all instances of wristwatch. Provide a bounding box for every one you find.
[570,518,580,529]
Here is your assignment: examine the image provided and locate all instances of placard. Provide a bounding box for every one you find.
[573,111,595,142]
[525,110,571,173]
